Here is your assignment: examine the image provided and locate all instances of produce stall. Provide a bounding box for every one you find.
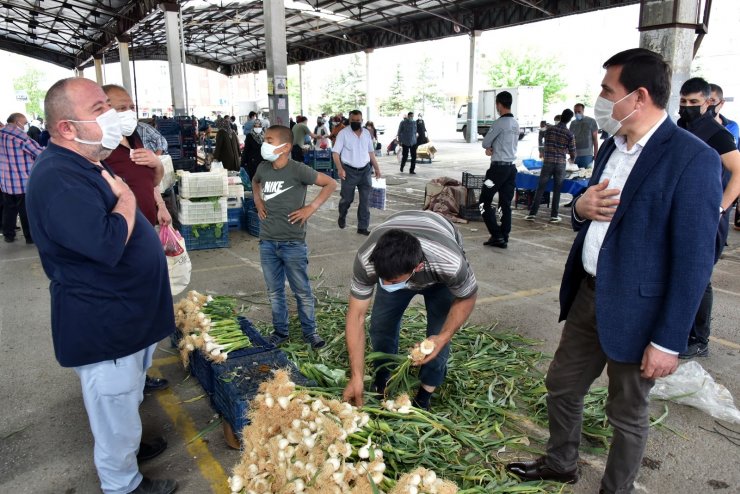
[171,289,613,493]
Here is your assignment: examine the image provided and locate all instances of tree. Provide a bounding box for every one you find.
[412,56,446,114]
[288,75,301,116]
[13,68,46,118]
[318,54,366,115]
[486,50,566,112]
[378,65,412,117]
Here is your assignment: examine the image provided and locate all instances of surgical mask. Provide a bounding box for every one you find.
[593,91,636,136]
[379,278,409,293]
[575,113,584,121]
[679,105,703,124]
[70,108,123,150]
[253,127,263,134]
[117,110,138,136]
[350,121,362,131]
[261,142,284,161]
[378,274,413,293]
[706,104,718,118]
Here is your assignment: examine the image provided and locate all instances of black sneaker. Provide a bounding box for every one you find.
[128,477,177,494]
[267,332,289,346]
[144,375,169,392]
[303,332,326,349]
[357,229,371,236]
[679,342,709,359]
[338,217,346,229]
[373,373,390,398]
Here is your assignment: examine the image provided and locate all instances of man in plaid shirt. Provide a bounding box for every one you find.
[0,113,43,243]
[526,109,577,223]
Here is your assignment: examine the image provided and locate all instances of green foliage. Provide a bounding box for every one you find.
[378,65,412,117]
[287,75,301,115]
[412,56,447,114]
[13,68,46,118]
[486,49,566,112]
[318,54,366,115]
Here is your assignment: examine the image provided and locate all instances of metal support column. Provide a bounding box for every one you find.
[160,2,187,116]
[264,0,289,126]
[93,56,104,85]
[465,30,481,143]
[639,0,702,119]
[365,49,374,121]
[298,61,305,116]
[117,35,133,94]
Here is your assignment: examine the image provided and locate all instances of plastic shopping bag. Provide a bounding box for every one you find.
[159,225,191,295]
[370,177,386,210]
[649,361,740,424]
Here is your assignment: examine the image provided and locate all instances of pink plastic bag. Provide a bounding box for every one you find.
[159,224,185,257]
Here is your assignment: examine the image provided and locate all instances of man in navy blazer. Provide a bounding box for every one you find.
[506,49,722,493]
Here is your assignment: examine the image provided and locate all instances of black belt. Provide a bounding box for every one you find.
[491,161,513,166]
[342,162,370,170]
[585,274,596,290]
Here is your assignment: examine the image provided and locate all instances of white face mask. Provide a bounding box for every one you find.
[594,90,636,136]
[70,108,123,150]
[260,142,284,162]
[117,110,138,137]
[253,127,263,134]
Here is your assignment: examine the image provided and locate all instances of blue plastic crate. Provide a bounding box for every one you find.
[188,317,273,396]
[243,199,261,237]
[305,149,332,161]
[211,349,314,434]
[522,159,543,170]
[227,207,243,229]
[180,223,229,251]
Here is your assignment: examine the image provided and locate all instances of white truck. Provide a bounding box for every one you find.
[456,86,543,140]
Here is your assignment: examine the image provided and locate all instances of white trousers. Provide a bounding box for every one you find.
[74,343,157,494]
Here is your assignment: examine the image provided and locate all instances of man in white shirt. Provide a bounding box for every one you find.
[332,109,381,235]
[506,48,722,494]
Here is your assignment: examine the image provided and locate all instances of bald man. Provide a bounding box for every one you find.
[25,78,177,494]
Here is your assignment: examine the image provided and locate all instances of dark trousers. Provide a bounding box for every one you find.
[369,283,454,387]
[688,282,712,345]
[400,144,418,172]
[545,278,654,494]
[2,192,30,241]
[479,164,516,242]
[338,165,372,231]
[529,162,566,217]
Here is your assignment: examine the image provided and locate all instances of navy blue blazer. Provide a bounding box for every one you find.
[558,118,723,363]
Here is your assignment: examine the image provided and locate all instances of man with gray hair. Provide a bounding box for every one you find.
[0,112,43,243]
[26,77,177,494]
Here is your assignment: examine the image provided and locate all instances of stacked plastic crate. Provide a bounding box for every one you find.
[177,171,230,250]
[461,171,484,221]
[303,149,336,178]
[226,174,245,230]
[155,116,197,171]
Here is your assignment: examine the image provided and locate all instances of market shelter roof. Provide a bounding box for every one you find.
[1,0,639,75]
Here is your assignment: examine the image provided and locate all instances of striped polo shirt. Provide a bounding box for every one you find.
[350,211,478,300]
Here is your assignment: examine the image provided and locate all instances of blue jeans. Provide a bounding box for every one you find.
[575,155,593,169]
[74,343,157,494]
[369,283,454,387]
[259,240,316,337]
[338,165,372,230]
[529,162,566,218]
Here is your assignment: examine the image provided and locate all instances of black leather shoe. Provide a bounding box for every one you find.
[338,217,346,229]
[506,457,578,484]
[357,229,371,236]
[409,171,416,175]
[483,237,507,248]
[144,375,169,392]
[137,436,168,461]
[128,477,178,494]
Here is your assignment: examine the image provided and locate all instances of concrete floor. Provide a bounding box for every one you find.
[1,133,738,494]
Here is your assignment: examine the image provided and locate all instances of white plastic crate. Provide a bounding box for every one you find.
[177,197,228,225]
[178,171,228,198]
[226,182,244,201]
